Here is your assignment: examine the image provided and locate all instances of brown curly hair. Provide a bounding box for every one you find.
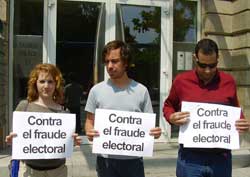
[27,63,64,104]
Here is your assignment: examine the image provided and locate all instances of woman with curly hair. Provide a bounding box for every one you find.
[6,63,81,177]
[26,63,65,106]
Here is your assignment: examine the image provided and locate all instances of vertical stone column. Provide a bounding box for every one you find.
[201,0,250,146]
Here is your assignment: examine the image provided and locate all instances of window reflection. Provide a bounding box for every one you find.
[117,5,161,126]
[13,0,43,108]
[57,1,104,134]
[174,0,197,42]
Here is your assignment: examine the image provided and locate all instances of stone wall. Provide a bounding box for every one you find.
[202,0,250,146]
[0,0,8,150]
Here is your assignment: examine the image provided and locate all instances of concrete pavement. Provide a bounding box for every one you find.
[1,141,250,177]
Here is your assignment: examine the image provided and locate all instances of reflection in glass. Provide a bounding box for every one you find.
[117,5,161,126]
[174,0,197,42]
[13,0,43,108]
[56,1,104,134]
[57,1,103,86]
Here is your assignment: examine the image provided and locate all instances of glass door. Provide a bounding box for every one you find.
[47,0,171,138]
[118,4,162,125]
[56,0,105,135]
[115,1,171,139]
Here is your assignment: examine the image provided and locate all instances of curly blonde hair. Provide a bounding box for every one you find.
[27,63,64,104]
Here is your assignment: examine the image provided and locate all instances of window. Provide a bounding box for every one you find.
[172,0,198,78]
[13,0,44,107]
[174,0,197,42]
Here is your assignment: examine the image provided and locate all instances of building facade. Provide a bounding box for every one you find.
[0,0,249,149]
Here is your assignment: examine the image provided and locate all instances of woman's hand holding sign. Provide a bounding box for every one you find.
[5,132,17,145]
[169,111,190,126]
[72,133,82,147]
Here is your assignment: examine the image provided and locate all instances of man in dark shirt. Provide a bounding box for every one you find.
[64,72,83,134]
[163,38,250,177]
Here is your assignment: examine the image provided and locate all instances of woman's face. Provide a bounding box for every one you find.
[36,71,56,100]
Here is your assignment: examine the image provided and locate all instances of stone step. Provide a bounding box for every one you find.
[1,143,250,177]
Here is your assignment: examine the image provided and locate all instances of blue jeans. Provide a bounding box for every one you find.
[96,156,145,177]
[176,147,232,177]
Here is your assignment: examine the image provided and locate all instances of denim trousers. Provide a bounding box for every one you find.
[96,156,145,177]
[176,148,232,177]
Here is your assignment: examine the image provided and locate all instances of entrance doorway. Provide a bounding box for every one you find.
[54,0,170,136]
[56,1,104,134]
[11,0,171,139]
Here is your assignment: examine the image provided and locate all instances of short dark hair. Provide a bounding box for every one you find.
[195,38,219,58]
[102,40,132,69]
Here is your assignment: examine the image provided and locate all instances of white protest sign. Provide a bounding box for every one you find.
[179,101,241,149]
[12,111,76,159]
[93,109,156,157]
